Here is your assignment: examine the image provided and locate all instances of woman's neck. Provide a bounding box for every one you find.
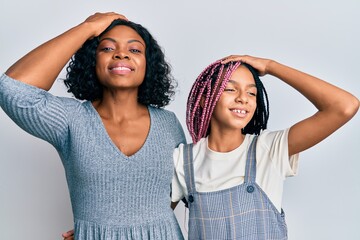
[92,91,146,122]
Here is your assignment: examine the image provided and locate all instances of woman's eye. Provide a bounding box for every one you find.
[130,49,141,53]
[248,92,257,96]
[101,47,114,52]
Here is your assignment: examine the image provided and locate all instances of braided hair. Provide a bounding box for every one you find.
[186,60,269,143]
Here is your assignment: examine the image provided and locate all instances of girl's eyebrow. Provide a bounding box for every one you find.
[99,37,145,47]
[228,79,256,88]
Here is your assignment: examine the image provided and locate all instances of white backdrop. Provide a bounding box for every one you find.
[0,1,359,239]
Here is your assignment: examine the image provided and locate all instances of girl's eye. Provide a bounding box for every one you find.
[224,88,235,92]
[248,92,256,96]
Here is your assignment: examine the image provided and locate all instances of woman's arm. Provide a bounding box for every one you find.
[5,12,127,90]
[171,201,179,210]
[222,55,359,156]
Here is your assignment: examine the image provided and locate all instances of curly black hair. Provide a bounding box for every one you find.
[64,19,176,108]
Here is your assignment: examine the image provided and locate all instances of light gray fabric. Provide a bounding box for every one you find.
[183,137,288,239]
[0,73,186,239]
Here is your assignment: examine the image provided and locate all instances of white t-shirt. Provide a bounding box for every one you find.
[171,129,299,212]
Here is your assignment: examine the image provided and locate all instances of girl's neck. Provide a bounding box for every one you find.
[207,130,245,153]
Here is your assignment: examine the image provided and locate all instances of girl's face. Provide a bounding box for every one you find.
[95,25,146,90]
[211,65,257,133]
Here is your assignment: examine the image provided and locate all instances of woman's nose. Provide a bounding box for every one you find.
[113,50,130,60]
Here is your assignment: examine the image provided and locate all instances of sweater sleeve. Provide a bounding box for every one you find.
[0,73,69,149]
[170,111,186,147]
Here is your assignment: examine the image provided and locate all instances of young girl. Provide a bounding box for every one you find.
[0,13,186,239]
[171,55,359,239]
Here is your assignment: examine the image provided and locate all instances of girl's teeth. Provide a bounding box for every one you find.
[232,109,246,114]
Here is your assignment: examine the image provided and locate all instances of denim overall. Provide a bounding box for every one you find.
[183,136,288,240]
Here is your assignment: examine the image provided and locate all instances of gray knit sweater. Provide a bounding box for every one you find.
[0,74,186,239]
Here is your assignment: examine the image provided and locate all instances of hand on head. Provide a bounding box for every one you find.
[83,12,128,38]
[221,55,273,76]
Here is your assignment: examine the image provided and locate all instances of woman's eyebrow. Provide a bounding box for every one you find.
[99,37,145,47]
[128,39,145,47]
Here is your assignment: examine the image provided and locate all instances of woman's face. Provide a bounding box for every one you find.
[95,25,146,90]
[211,65,257,133]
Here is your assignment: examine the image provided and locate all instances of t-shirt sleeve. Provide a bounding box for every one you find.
[259,129,299,177]
[0,73,69,149]
[171,144,187,202]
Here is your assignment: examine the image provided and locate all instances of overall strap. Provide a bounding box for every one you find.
[244,136,258,183]
[183,143,196,194]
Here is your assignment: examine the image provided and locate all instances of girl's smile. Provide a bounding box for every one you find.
[230,108,249,118]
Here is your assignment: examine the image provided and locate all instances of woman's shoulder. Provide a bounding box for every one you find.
[149,106,176,117]
[49,96,85,114]
[149,106,181,125]
[149,106,186,144]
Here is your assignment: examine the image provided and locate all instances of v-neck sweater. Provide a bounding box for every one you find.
[0,74,186,239]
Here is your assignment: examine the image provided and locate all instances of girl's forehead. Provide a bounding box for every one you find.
[228,66,255,84]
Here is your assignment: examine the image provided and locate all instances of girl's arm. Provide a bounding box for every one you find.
[222,55,359,156]
[5,12,127,90]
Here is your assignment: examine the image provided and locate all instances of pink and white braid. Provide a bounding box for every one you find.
[186,59,242,143]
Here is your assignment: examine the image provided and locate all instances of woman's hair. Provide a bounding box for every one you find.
[64,19,175,107]
[186,60,269,143]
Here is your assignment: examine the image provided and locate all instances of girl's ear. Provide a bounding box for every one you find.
[200,96,205,108]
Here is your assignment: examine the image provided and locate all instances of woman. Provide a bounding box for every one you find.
[0,12,185,239]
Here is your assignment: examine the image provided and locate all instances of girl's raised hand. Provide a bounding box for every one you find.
[221,55,273,76]
[83,12,128,39]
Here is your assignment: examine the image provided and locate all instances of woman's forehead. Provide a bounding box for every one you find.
[100,25,145,46]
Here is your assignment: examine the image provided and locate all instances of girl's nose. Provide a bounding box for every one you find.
[235,92,248,104]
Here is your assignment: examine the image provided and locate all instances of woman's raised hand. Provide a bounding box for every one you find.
[5,12,128,90]
[83,12,128,39]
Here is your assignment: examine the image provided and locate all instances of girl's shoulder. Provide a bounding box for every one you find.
[173,138,207,167]
[255,129,291,149]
